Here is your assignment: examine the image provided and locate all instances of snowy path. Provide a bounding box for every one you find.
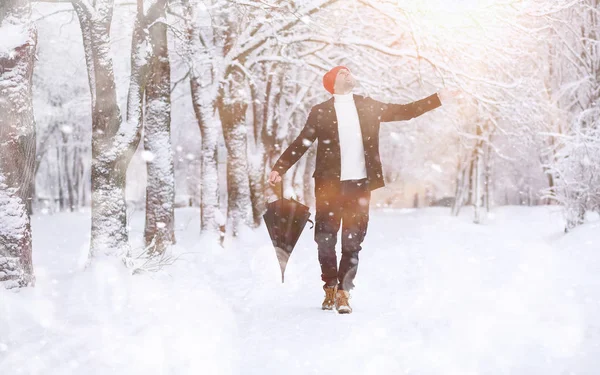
[1,206,599,374]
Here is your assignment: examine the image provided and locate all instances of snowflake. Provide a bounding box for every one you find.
[141,150,155,162]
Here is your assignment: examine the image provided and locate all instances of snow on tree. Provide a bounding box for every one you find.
[178,0,221,234]
[3,0,599,264]
[170,0,344,236]
[47,0,169,259]
[0,0,37,288]
[143,0,175,255]
[533,0,600,230]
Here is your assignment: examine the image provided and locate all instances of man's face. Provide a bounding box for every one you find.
[333,69,356,94]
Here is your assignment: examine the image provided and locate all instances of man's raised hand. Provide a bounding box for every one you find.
[269,170,282,186]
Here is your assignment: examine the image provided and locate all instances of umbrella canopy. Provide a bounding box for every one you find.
[263,189,314,283]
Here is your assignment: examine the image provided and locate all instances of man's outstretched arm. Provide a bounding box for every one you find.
[271,107,318,179]
[378,93,442,123]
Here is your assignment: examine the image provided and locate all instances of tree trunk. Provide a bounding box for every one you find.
[74,0,150,258]
[292,146,307,201]
[467,147,477,205]
[472,122,485,224]
[303,144,316,208]
[0,0,37,288]
[194,92,221,233]
[248,82,267,227]
[61,134,75,211]
[218,84,252,236]
[247,143,266,227]
[484,140,493,212]
[56,144,65,211]
[473,142,483,224]
[451,146,468,217]
[184,0,221,233]
[144,0,175,255]
[71,144,81,210]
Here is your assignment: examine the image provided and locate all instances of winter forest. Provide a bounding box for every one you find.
[1,0,600,373]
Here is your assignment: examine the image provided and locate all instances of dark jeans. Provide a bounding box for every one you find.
[314,178,371,291]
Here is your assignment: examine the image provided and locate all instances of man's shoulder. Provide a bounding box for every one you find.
[353,94,383,111]
[310,94,377,109]
[312,97,333,111]
[356,94,379,104]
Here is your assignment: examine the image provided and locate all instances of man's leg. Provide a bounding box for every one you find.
[314,180,342,287]
[338,179,371,291]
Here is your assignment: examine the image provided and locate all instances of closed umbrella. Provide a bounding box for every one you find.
[263,183,314,283]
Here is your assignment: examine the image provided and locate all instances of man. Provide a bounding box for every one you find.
[269,66,459,314]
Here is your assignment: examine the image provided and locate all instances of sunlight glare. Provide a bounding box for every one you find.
[398,0,503,30]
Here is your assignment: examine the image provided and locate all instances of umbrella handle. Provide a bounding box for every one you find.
[279,181,284,211]
[307,218,314,229]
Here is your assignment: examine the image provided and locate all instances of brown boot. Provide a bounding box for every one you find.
[322,285,337,310]
[335,289,352,314]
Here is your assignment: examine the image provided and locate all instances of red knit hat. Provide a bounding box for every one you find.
[323,66,349,94]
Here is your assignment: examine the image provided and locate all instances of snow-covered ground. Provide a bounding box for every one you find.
[1,206,599,374]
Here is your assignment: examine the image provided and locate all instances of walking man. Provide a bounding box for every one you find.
[269,66,459,314]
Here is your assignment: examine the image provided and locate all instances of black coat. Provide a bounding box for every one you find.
[272,93,442,191]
